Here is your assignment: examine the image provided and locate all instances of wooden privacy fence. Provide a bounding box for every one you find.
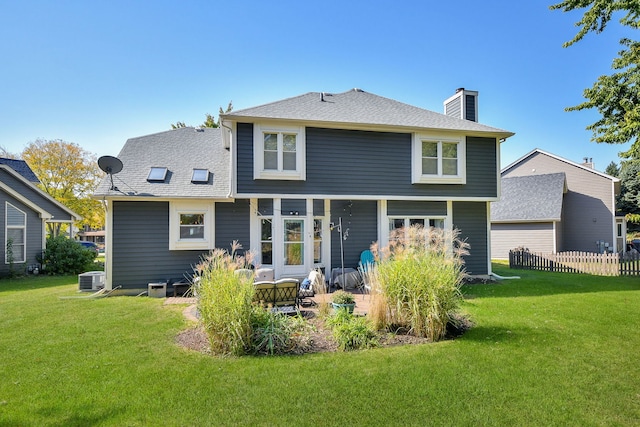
[509,250,640,277]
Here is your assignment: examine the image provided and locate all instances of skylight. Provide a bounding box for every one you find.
[147,167,168,181]
[192,168,209,183]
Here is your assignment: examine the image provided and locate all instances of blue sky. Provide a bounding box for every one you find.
[0,1,635,171]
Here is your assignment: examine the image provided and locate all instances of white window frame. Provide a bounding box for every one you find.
[169,201,215,250]
[412,133,466,184]
[388,216,447,233]
[5,202,26,264]
[260,216,274,267]
[253,123,306,181]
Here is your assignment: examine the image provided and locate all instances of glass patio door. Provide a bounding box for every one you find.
[282,218,305,276]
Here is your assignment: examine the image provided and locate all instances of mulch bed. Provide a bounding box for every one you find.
[175,311,471,355]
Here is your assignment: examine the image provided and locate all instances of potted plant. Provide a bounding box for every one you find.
[331,290,356,313]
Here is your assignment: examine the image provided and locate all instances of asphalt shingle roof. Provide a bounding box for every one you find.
[223,89,513,137]
[94,127,229,198]
[491,173,566,222]
[0,158,40,183]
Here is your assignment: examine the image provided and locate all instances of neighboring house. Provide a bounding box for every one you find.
[0,158,81,275]
[491,149,622,259]
[95,88,514,293]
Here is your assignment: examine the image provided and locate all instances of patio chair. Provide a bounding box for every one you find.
[358,250,375,296]
[253,281,277,307]
[234,268,254,282]
[273,278,300,314]
[254,268,274,282]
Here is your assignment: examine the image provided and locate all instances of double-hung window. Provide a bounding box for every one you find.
[254,124,306,180]
[6,203,26,263]
[412,134,466,184]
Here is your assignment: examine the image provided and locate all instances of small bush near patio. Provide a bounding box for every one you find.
[370,225,468,341]
[326,308,379,351]
[41,235,97,275]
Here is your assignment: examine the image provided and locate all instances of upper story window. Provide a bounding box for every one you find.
[412,134,466,184]
[254,124,306,180]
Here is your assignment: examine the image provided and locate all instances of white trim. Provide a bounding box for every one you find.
[0,165,81,220]
[5,202,26,264]
[611,179,617,252]
[105,199,113,290]
[412,133,466,184]
[221,116,514,140]
[378,200,388,251]
[552,221,557,253]
[253,123,306,181]
[501,148,621,182]
[168,200,215,250]
[232,192,497,202]
[0,181,52,220]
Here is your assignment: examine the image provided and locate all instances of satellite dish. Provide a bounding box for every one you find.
[98,156,123,175]
[98,156,124,192]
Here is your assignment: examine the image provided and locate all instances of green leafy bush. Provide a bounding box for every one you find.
[326,309,378,351]
[42,236,97,275]
[371,225,468,341]
[331,290,355,304]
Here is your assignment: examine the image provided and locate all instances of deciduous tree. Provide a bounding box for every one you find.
[21,139,104,236]
[551,1,640,157]
[171,101,233,129]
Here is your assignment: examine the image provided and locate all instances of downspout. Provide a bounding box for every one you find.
[220,119,234,199]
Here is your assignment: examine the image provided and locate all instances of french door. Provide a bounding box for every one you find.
[281,218,306,277]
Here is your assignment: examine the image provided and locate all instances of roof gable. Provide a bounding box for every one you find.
[0,158,40,183]
[94,127,230,198]
[502,149,619,182]
[491,173,566,222]
[222,89,513,138]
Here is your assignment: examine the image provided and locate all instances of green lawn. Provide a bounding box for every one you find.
[1,264,639,426]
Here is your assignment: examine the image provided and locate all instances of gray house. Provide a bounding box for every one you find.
[491,149,622,259]
[95,88,514,293]
[0,159,81,275]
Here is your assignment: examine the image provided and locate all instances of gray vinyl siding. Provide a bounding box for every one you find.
[387,200,447,216]
[215,200,250,253]
[112,201,208,291]
[330,200,377,270]
[465,94,476,121]
[257,199,273,215]
[237,124,498,198]
[453,201,488,275]
[491,222,556,259]
[0,169,75,221]
[503,152,615,252]
[0,194,43,276]
[281,199,306,215]
[445,98,461,119]
[313,199,325,216]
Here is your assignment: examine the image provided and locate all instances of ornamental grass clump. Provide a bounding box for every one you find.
[371,225,468,342]
[193,242,255,357]
[250,308,314,356]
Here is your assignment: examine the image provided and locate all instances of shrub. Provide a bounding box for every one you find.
[331,290,355,304]
[193,242,255,357]
[326,309,378,351]
[371,225,468,341]
[42,236,97,275]
[249,308,313,355]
